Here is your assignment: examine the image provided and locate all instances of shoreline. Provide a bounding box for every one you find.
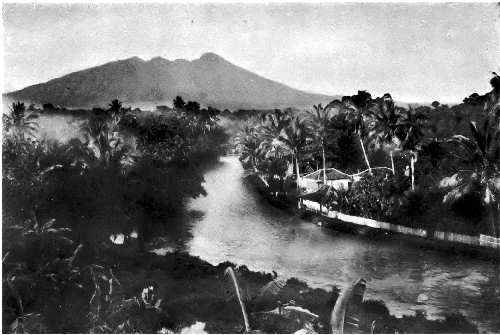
[299,199,500,260]
[103,247,480,333]
[243,171,500,260]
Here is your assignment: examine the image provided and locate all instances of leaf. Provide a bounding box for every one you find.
[330,278,366,334]
[255,278,286,300]
[56,235,75,245]
[484,185,495,204]
[439,173,461,188]
[66,244,83,267]
[3,251,11,264]
[443,183,471,204]
[46,227,72,233]
[42,218,56,231]
[223,267,250,332]
[283,305,319,320]
[10,318,19,331]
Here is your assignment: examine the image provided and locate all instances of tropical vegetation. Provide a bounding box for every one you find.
[235,73,500,237]
[2,97,228,332]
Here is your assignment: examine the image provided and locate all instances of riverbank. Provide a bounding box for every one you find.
[243,173,298,210]
[243,170,500,259]
[299,199,500,260]
[95,247,480,333]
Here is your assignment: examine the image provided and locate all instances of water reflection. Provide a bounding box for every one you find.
[184,156,499,332]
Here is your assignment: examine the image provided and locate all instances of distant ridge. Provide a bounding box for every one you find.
[5,52,335,110]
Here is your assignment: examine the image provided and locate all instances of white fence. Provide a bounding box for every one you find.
[434,231,481,246]
[301,199,500,250]
[480,234,500,249]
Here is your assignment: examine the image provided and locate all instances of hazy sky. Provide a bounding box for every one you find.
[3,3,500,102]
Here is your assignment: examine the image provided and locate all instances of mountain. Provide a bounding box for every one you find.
[5,52,335,110]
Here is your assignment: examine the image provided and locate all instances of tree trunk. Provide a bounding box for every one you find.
[287,159,294,176]
[489,204,500,237]
[322,144,327,185]
[410,153,415,191]
[390,150,395,175]
[225,268,250,332]
[295,154,301,192]
[359,137,372,175]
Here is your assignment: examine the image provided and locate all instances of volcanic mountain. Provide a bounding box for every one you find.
[6,52,334,110]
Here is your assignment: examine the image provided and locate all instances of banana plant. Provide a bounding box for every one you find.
[224,267,251,332]
[330,278,367,334]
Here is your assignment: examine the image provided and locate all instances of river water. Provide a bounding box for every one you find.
[183,156,499,332]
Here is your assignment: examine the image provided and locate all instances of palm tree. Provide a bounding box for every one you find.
[441,118,500,236]
[257,109,291,159]
[108,99,123,118]
[307,104,334,184]
[397,107,428,190]
[367,94,401,174]
[343,92,373,174]
[235,125,262,171]
[3,101,39,140]
[277,116,311,191]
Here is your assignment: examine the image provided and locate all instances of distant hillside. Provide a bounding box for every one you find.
[5,52,335,110]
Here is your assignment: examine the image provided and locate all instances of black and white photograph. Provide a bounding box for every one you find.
[2,1,500,333]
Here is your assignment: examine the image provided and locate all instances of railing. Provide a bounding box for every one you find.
[480,234,500,248]
[349,167,393,178]
[302,167,393,181]
[302,168,350,180]
[300,199,500,250]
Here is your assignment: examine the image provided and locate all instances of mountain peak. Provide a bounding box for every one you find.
[126,56,144,63]
[6,53,334,109]
[150,56,166,61]
[199,52,224,62]
[149,56,170,65]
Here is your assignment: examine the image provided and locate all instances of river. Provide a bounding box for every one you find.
[182,156,499,332]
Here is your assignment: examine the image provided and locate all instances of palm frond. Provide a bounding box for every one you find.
[330,278,366,334]
[254,278,286,301]
[224,267,250,332]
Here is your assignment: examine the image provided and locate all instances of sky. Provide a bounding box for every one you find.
[3,2,500,103]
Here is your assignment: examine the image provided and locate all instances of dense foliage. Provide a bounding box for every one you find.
[236,74,500,236]
[2,97,228,332]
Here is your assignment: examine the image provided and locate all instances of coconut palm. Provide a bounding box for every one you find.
[257,109,291,159]
[343,92,373,174]
[306,104,334,184]
[277,116,311,191]
[367,94,401,174]
[397,107,428,190]
[441,118,500,236]
[235,125,262,171]
[3,101,39,140]
[108,99,123,118]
